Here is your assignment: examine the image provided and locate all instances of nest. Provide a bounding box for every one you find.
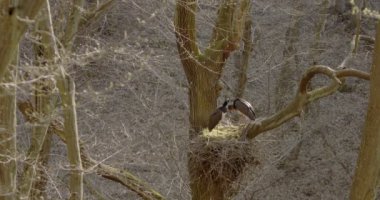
[188,125,259,197]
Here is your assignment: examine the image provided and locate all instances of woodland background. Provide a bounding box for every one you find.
[0,0,379,199]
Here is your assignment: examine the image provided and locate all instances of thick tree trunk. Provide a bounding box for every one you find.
[187,66,221,199]
[188,66,220,136]
[175,0,250,199]
[0,1,45,81]
[0,50,18,200]
[350,20,380,200]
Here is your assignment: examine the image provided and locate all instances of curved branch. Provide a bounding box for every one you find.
[337,69,370,80]
[299,65,341,94]
[246,66,370,139]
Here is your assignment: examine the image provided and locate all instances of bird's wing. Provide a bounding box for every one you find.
[234,98,256,120]
[208,109,222,131]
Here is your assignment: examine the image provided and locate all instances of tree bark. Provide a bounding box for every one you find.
[0,0,45,81]
[350,20,380,200]
[62,0,85,50]
[56,75,83,200]
[0,49,18,200]
[59,1,85,198]
[175,0,250,132]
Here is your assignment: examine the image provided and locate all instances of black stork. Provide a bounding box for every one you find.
[208,98,256,131]
[208,99,230,131]
[229,98,256,120]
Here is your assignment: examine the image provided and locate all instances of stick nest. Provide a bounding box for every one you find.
[189,124,259,196]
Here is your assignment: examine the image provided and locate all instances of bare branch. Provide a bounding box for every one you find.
[17,101,165,200]
[81,148,165,200]
[299,65,341,94]
[246,65,370,139]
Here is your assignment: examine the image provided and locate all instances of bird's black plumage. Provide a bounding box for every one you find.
[208,100,229,131]
[208,98,255,131]
[231,98,256,120]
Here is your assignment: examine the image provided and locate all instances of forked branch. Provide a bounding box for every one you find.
[246,65,370,139]
[174,0,251,80]
[205,0,251,70]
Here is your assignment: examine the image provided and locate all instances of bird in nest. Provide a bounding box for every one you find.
[208,98,256,131]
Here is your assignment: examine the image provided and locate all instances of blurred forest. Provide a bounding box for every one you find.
[0,0,380,199]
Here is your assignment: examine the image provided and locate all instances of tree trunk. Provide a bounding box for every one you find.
[0,0,45,81]
[350,20,380,200]
[62,0,85,50]
[188,65,221,136]
[58,1,86,197]
[56,75,83,200]
[175,0,251,199]
[0,50,18,200]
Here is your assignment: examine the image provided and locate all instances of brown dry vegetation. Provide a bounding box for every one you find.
[5,0,380,199]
